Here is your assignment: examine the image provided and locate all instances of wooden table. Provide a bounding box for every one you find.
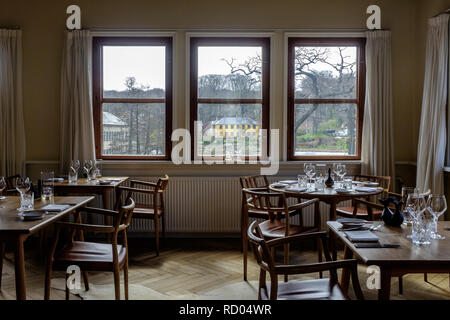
[54,177,129,221]
[328,221,450,300]
[269,183,383,221]
[0,196,95,300]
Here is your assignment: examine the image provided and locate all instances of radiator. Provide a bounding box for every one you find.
[124,177,350,234]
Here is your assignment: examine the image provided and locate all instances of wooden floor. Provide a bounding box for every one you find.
[1,237,450,300]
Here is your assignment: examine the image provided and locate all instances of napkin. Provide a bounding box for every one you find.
[345,230,379,242]
[41,204,71,212]
[355,186,378,193]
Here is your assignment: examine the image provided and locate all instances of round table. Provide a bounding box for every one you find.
[268,183,384,221]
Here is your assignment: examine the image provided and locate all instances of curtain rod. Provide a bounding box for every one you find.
[433,8,450,17]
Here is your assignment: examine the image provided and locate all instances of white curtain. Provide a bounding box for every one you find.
[60,30,95,173]
[0,29,26,177]
[361,30,395,186]
[416,14,449,195]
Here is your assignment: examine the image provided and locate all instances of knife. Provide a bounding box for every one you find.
[354,243,400,248]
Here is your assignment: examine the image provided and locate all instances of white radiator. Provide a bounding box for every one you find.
[124,177,351,234]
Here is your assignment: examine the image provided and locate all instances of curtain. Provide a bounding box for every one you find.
[0,29,26,177]
[361,30,395,187]
[416,14,449,195]
[60,30,95,173]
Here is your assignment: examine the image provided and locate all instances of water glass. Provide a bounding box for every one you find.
[297,175,307,188]
[315,176,325,191]
[68,168,78,184]
[412,209,433,245]
[343,178,353,190]
[20,191,34,210]
[41,171,54,200]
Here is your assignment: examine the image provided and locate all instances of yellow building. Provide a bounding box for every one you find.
[210,117,259,138]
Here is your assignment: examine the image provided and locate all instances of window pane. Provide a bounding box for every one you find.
[294,46,357,99]
[197,104,263,157]
[103,46,166,99]
[294,104,357,156]
[198,47,262,99]
[102,103,165,156]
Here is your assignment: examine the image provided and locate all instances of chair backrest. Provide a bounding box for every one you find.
[240,175,269,189]
[156,174,169,192]
[114,198,136,231]
[5,174,20,189]
[242,188,291,234]
[247,221,277,271]
[353,174,391,192]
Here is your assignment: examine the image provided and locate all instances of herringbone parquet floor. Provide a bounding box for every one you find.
[0,237,450,300]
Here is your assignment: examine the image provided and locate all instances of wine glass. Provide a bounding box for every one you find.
[333,163,342,187]
[304,163,316,189]
[15,177,31,195]
[71,160,81,173]
[337,164,347,181]
[427,194,447,239]
[83,160,94,180]
[0,177,6,208]
[401,187,416,224]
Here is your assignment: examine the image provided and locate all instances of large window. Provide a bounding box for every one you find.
[93,37,172,159]
[190,38,270,160]
[287,38,366,160]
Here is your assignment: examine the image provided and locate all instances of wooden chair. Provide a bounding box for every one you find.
[44,197,135,300]
[247,221,364,300]
[123,175,169,256]
[241,188,322,282]
[336,175,392,220]
[5,174,20,195]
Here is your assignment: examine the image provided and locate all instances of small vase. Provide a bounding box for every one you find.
[379,197,404,227]
[325,168,334,188]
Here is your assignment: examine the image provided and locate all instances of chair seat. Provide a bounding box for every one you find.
[132,205,163,218]
[260,278,347,300]
[259,219,319,239]
[336,206,382,219]
[53,241,127,271]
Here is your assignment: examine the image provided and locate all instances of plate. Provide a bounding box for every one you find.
[286,186,308,192]
[271,183,287,189]
[335,188,352,194]
[363,182,379,187]
[279,180,297,185]
[97,180,112,185]
[18,211,45,221]
[0,196,5,200]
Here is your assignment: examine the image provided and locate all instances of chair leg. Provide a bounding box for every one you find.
[124,260,129,300]
[398,276,403,295]
[113,267,121,300]
[243,219,248,281]
[154,218,160,256]
[284,243,289,283]
[83,271,89,291]
[424,273,428,282]
[317,238,323,279]
[44,262,52,300]
[65,273,70,300]
[0,242,5,290]
[161,214,166,239]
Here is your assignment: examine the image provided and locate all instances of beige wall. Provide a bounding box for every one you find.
[0,0,447,171]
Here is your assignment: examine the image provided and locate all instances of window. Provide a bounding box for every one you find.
[287,38,366,160]
[190,37,270,159]
[93,37,172,159]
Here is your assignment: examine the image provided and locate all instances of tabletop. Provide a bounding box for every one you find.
[54,177,129,189]
[269,182,383,200]
[0,196,95,234]
[328,221,450,266]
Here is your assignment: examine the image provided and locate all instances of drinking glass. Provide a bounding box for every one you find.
[297,175,307,188]
[315,175,325,191]
[406,192,429,244]
[333,163,342,186]
[337,164,347,182]
[343,178,353,190]
[84,160,94,181]
[304,163,316,189]
[401,187,416,224]
[41,171,54,200]
[427,194,447,239]
[71,160,81,174]
[68,167,78,184]
[0,177,6,208]
[19,191,34,211]
[15,177,31,195]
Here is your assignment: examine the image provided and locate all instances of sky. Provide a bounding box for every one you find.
[102,46,262,92]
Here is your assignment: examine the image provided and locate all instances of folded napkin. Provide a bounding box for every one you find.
[41,204,71,212]
[355,186,378,193]
[345,230,379,242]
[286,186,308,192]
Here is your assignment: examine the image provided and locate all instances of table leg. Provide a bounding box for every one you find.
[103,189,111,225]
[378,267,392,300]
[340,245,353,295]
[329,201,337,221]
[14,235,26,300]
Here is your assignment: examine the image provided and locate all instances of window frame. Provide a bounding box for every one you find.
[92,36,173,160]
[189,37,270,160]
[287,37,366,161]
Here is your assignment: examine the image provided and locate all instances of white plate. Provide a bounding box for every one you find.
[0,196,5,200]
[279,180,298,185]
[364,182,379,187]
[271,183,287,188]
[335,188,352,194]
[286,186,308,192]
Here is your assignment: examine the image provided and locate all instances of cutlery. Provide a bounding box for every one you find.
[354,243,400,248]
